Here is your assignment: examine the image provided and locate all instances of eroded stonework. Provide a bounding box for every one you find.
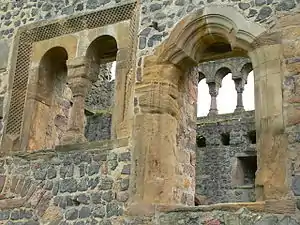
[0,0,300,224]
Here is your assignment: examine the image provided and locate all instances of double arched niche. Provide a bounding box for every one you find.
[132,5,288,206]
[23,34,120,152]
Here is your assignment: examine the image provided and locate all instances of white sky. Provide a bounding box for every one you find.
[197,72,255,116]
[110,61,116,81]
[110,62,255,117]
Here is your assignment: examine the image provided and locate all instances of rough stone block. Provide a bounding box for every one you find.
[292,175,300,196]
[0,39,10,70]
[0,175,6,193]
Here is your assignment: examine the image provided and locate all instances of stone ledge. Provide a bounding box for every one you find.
[9,138,129,160]
[157,202,266,214]
[197,110,255,124]
[126,200,296,216]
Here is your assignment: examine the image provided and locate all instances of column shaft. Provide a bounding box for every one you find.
[208,82,218,116]
[61,57,92,145]
[234,78,245,113]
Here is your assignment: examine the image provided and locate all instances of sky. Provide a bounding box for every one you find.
[110,62,255,117]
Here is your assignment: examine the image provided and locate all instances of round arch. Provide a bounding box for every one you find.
[240,62,253,81]
[86,35,118,62]
[215,67,232,86]
[156,5,266,69]
[132,4,289,206]
[28,46,70,151]
[198,72,206,83]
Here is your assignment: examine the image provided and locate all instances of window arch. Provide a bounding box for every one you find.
[241,63,254,112]
[28,47,70,151]
[197,77,210,117]
[217,73,237,114]
[85,35,118,111]
[84,35,118,142]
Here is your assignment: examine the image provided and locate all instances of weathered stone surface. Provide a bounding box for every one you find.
[0,39,10,70]
[1,0,300,225]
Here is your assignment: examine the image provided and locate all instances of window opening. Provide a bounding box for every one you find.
[221,132,230,146]
[248,130,256,144]
[197,135,206,148]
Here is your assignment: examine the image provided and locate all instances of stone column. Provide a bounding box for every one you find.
[61,57,95,145]
[207,82,218,116]
[130,55,195,209]
[234,78,245,113]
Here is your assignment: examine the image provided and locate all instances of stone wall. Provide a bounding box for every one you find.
[138,0,300,56]
[85,63,115,112]
[84,63,115,142]
[157,207,300,225]
[196,111,256,204]
[0,139,131,224]
[85,113,112,142]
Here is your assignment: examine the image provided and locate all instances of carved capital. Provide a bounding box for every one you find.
[67,56,97,82]
[67,76,91,97]
[208,82,219,97]
[234,78,245,93]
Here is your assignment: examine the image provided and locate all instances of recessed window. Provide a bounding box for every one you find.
[248,130,256,144]
[197,135,206,148]
[221,132,230,146]
[234,156,257,186]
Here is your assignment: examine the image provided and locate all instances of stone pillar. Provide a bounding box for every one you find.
[130,55,195,209]
[207,82,218,116]
[61,57,95,145]
[249,43,290,202]
[234,78,245,113]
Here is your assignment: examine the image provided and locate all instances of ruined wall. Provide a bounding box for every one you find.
[196,111,256,204]
[0,140,131,224]
[1,0,300,224]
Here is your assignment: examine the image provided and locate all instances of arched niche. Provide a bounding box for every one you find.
[84,35,118,142]
[28,47,70,151]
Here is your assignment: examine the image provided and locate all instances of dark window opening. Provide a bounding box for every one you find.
[238,156,257,185]
[221,132,230,146]
[196,135,206,148]
[248,130,256,144]
[204,42,232,54]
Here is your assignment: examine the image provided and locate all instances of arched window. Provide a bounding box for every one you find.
[197,75,210,117]
[84,35,118,142]
[244,71,255,111]
[217,72,236,114]
[28,47,69,151]
[85,35,118,111]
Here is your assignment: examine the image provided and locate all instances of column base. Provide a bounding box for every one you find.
[234,107,245,113]
[60,130,87,145]
[208,110,218,117]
